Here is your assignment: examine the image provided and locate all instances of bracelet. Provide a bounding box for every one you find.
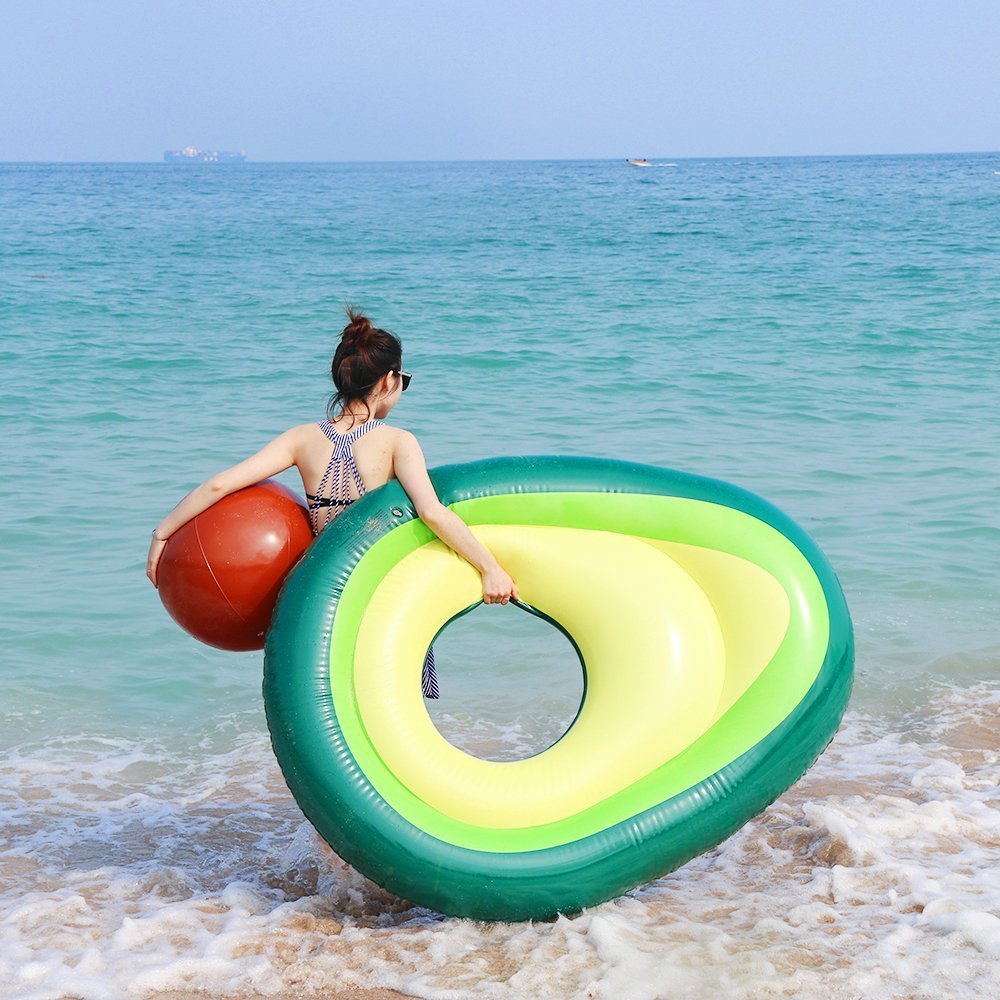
[152,529,169,542]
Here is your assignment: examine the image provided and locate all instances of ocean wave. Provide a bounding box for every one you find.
[1,682,998,1000]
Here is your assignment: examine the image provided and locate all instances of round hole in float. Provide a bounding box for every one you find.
[423,601,586,763]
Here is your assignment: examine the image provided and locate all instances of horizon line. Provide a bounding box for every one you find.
[2,149,999,166]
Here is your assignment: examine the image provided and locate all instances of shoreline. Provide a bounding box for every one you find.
[150,990,418,1000]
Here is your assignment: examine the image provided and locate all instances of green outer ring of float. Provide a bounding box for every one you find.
[263,456,854,922]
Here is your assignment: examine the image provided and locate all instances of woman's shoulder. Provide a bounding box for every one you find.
[385,423,416,441]
[362,423,421,460]
[287,421,324,440]
[285,419,417,445]
[293,419,412,443]
[289,419,392,433]
[377,424,419,459]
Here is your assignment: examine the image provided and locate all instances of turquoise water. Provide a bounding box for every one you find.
[2,156,999,998]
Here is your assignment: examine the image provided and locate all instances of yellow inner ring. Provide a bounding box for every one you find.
[355,524,789,830]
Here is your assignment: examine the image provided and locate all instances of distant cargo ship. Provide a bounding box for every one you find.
[164,146,246,164]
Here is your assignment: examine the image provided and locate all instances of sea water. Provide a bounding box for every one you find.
[1,155,998,999]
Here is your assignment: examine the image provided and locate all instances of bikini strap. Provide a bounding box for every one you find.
[309,419,385,533]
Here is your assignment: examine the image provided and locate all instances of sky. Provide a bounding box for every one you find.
[2,0,997,161]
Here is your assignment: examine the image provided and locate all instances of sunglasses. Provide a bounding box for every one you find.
[393,369,412,391]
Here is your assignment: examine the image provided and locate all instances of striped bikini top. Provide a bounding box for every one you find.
[306,418,385,535]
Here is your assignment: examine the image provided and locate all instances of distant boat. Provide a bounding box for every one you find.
[164,146,246,164]
[627,158,653,167]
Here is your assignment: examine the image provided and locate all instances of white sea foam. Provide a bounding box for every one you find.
[1,682,999,1000]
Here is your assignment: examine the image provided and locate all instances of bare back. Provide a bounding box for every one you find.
[297,417,399,533]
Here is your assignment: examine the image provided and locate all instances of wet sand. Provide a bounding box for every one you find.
[25,683,1000,1000]
[152,990,417,1000]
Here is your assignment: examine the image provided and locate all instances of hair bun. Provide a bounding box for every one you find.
[342,307,374,346]
[327,309,404,424]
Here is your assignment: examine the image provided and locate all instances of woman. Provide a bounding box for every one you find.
[146,308,520,699]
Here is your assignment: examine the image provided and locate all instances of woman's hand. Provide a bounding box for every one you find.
[147,535,168,588]
[481,562,520,605]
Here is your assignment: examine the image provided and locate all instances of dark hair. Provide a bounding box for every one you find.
[327,307,402,422]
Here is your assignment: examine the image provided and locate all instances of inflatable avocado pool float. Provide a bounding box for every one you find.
[263,456,854,922]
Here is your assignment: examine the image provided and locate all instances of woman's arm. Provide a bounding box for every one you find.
[393,431,519,605]
[146,425,306,587]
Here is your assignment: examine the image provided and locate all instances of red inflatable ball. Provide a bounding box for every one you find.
[157,479,314,652]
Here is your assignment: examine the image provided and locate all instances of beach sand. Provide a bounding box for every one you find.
[152,990,417,1000]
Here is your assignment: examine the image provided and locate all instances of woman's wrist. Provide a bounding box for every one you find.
[472,550,501,574]
[152,528,170,542]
